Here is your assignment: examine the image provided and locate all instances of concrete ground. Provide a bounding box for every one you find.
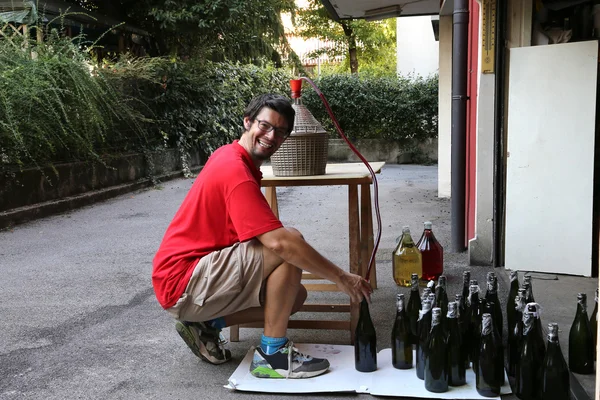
[0,164,596,399]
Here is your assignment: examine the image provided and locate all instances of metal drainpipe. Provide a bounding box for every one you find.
[451,0,469,252]
[493,0,508,268]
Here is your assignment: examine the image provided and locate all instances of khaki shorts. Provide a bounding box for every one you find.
[166,239,264,322]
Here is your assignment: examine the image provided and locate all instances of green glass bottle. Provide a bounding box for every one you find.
[424,307,449,393]
[435,275,449,320]
[455,293,470,369]
[447,301,466,386]
[461,271,471,304]
[476,313,503,397]
[467,282,481,370]
[355,299,377,372]
[506,271,520,350]
[590,288,598,361]
[516,306,546,400]
[406,273,422,346]
[393,226,422,287]
[541,323,570,400]
[484,272,503,338]
[568,293,594,374]
[392,294,412,369]
[523,275,535,303]
[416,298,433,380]
[508,289,527,378]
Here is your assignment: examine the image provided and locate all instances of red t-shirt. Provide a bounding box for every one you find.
[152,141,283,309]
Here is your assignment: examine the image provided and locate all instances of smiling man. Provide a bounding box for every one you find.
[152,94,372,379]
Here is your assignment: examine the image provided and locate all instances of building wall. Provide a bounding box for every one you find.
[396,16,440,78]
[438,15,453,198]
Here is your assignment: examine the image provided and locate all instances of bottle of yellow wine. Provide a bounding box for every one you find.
[392,226,422,287]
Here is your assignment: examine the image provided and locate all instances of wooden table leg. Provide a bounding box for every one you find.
[349,184,360,344]
[361,184,377,289]
[265,187,279,218]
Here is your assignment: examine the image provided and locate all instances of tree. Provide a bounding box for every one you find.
[65,0,300,65]
[294,0,396,75]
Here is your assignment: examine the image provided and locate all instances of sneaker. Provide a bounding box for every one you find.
[250,341,330,379]
[175,321,232,365]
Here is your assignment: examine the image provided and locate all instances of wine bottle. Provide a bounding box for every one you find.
[427,279,436,298]
[568,293,594,374]
[392,293,412,369]
[355,298,377,372]
[467,282,482,371]
[406,273,422,346]
[393,226,422,287]
[590,288,598,361]
[507,271,520,349]
[435,275,449,319]
[456,293,470,369]
[416,221,444,282]
[462,271,471,303]
[424,307,449,393]
[447,301,466,386]
[485,272,503,338]
[516,306,546,400]
[416,298,433,380]
[481,300,505,385]
[541,323,570,400]
[508,289,527,378]
[476,313,503,397]
[523,275,535,303]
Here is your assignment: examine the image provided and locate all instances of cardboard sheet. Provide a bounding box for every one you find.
[225,344,513,398]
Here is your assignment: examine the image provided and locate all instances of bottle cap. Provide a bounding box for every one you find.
[438,275,446,286]
[470,279,478,286]
[510,271,519,281]
[396,293,405,300]
[424,221,432,230]
[402,225,410,234]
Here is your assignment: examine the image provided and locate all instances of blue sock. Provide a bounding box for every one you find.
[206,317,226,330]
[260,334,288,355]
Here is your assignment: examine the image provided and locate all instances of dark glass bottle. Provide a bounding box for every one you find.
[523,275,535,303]
[416,298,433,380]
[447,301,466,386]
[541,323,570,400]
[467,282,482,370]
[424,307,449,393]
[416,221,444,282]
[484,272,503,338]
[406,273,421,345]
[476,313,504,397]
[506,271,520,347]
[392,293,412,369]
[516,307,546,400]
[456,293,470,369]
[355,298,377,372]
[590,288,598,361]
[462,271,471,303]
[435,275,449,320]
[568,293,594,374]
[508,289,527,378]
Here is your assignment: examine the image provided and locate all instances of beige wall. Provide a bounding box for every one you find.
[437,15,453,198]
[397,16,440,78]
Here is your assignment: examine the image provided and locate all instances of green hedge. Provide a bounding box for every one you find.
[301,73,438,142]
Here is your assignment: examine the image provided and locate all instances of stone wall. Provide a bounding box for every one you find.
[327,138,438,164]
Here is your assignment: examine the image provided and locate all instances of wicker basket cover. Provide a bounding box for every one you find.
[271,99,329,176]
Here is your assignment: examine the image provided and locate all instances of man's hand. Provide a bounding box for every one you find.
[337,271,373,304]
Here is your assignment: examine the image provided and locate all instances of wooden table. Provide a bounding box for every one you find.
[229,162,385,344]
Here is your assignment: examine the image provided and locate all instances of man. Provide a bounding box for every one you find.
[153,94,372,379]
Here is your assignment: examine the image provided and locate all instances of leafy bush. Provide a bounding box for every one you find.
[301,73,438,142]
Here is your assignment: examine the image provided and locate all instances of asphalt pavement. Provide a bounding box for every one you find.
[0,164,596,399]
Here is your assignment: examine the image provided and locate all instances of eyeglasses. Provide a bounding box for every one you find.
[255,119,290,139]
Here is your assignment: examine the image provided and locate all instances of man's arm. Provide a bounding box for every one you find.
[257,227,372,303]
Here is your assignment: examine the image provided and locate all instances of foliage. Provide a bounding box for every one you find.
[0,26,151,171]
[301,73,438,142]
[67,0,302,68]
[294,0,397,74]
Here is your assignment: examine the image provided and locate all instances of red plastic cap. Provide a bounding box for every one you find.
[290,79,302,98]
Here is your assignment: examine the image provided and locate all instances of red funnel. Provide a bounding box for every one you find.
[290,79,302,98]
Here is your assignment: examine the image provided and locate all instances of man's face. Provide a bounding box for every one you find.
[239,108,289,166]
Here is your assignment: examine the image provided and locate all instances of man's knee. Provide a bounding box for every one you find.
[286,226,304,240]
[291,284,307,314]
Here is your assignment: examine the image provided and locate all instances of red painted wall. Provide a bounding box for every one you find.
[466,0,480,245]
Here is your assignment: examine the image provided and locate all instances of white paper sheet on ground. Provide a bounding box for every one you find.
[371,349,512,399]
[225,344,513,398]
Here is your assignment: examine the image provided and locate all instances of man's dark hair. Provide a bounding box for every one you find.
[243,94,295,134]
